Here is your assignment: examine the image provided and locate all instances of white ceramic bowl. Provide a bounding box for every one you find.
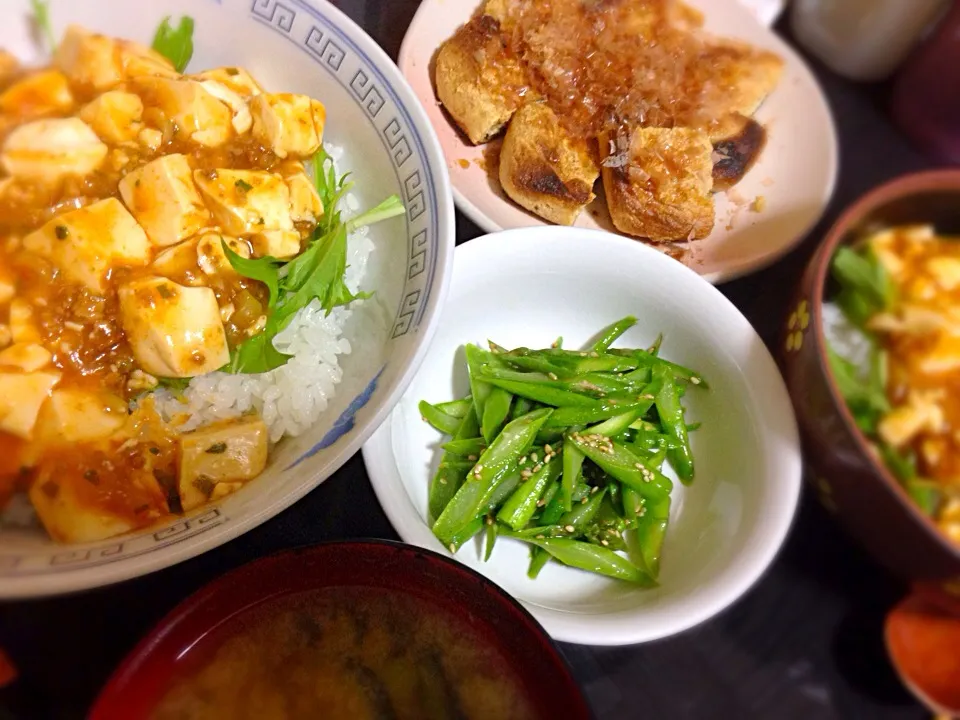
[363,227,802,645]
[0,0,455,598]
[399,0,838,282]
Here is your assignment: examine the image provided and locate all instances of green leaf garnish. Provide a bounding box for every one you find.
[152,16,194,72]
[228,318,292,374]
[831,245,894,328]
[30,0,56,53]
[346,194,405,232]
[225,147,403,375]
[222,241,282,308]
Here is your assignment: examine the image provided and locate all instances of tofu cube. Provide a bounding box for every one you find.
[193,67,263,98]
[120,43,179,82]
[0,370,60,439]
[22,198,151,293]
[0,263,14,304]
[54,25,125,91]
[196,232,251,276]
[197,80,252,134]
[499,102,598,225]
[118,276,229,378]
[286,172,324,225]
[435,15,530,144]
[79,91,144,144]
[29,458,168,544]
[0,69,74,119]
[0,343,52,372]
[251,229,301,259]
[152,233,251,285]
[927,257,960,291]
[137,127,163,153]
[134,77,233,147]
[9,299,41,343]
[1,118,107,183]
[34,389,127,444]
[250,93,326,159]
[178,416,269,511]
[193,169,293,235]
[119,154,211,247]
[600,126,715,242]
[55,25,177,91]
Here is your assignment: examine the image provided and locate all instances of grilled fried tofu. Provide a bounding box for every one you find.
[694,38,783,141]
[499,102,598,225]
[600,126,714,242]
[435,14,529,145]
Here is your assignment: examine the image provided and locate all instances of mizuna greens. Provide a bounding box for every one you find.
[224,148,404,374]
[419,317,707,584]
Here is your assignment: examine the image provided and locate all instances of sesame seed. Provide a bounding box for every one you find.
[564,525,575,533]
[531,453,539,463]
[581,497,588,504]
[520,456,528,464]
[468,455,477,461]
[521,469,533,479]
[601,539,609,546]
[635,463,644,470]
[580,352,588,357]
[536,534,545,539]
[643,394,655,400]
[690,376,701,385]
[475,464,484,472]
[448,543,456,553]
[486,515,494,525]
[439,478,448,485]
[548,372,558,380]
[537,500,546,507]
[591,486,599,494]
[590,351,599,358]
[544,444,553,454]
[533,463,543,473]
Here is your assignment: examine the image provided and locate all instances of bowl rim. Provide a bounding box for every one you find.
[89,539,593,720]
[364,225,803,645]
[0,0,457,600]
[809,168,960,563]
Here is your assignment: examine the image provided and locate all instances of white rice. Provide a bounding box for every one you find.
[152,150,376,444]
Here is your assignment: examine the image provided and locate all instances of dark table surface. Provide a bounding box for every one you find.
[0,2,944,718]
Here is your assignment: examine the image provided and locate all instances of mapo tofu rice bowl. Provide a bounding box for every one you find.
[0,1,451,591]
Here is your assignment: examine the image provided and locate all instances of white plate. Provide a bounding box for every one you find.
[363,227,803,645]
[398,0,838,283]
[0,0,455,598]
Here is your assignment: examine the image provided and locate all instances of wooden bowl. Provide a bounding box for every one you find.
[781,169,960,582]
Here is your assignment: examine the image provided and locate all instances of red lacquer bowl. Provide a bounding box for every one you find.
[90,540,592,720]
[781,169,960,581]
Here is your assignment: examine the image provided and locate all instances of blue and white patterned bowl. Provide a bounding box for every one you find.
[0,0,454,597]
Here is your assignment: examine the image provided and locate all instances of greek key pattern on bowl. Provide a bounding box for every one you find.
[256,0,440,341]
[392,289,423,339]
[304,26,346,71]
[350,69,386,118]
[0,509,226,577]
[250,0,296,32]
